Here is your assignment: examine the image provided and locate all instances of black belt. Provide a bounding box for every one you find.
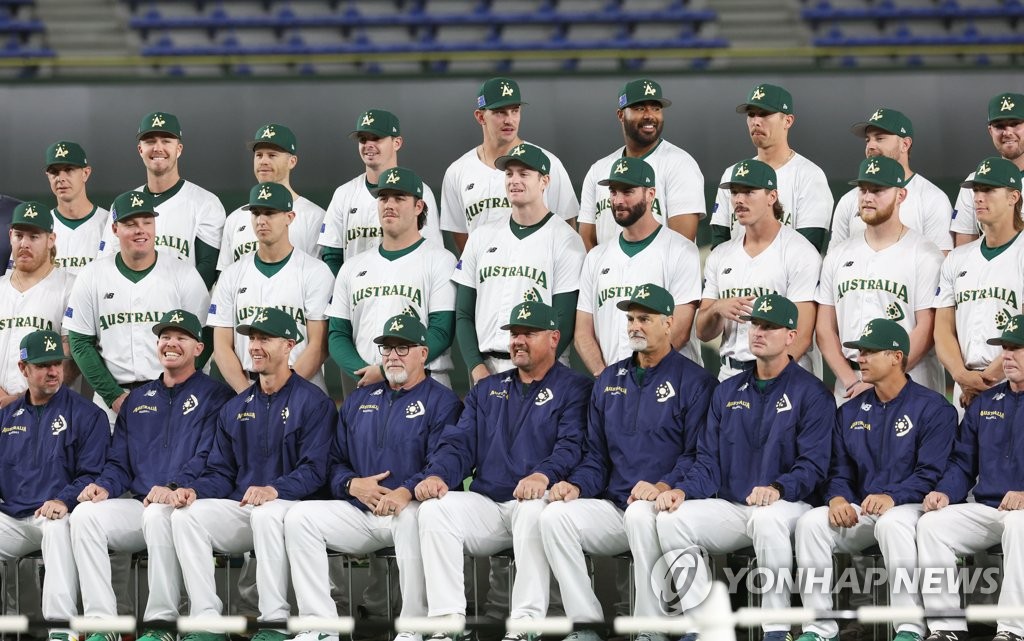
[722,356,755,371]
[121,380,148,391]
[484,351,511,361]
[848,359,860,371]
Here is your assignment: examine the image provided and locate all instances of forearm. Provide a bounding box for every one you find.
[573,312,605,376]
[321,246,344,277]
[194,239,219,290]
[327,317,369,378]
[425,310,455,361]
[213,329,250,393]
[455,284,484,370]
[552,291,578,358]
[68,331,124,406]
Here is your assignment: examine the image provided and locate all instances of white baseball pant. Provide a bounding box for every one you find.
[796,503,925,638]
[0,511,77,622]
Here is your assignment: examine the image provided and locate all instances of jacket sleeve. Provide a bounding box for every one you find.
[885,400,957,504]
[271,394,336,500]
[191,408,239,499]
[567,384,611,498]
[532,376,591,483]
[662,371,716,487]
[60,405,110,508]
[825,406,858,503]
[774,387,835,502]
[676,385,723,499]
[94,406,131,498]
[420,386,479,490]
[402,392,464,492]
[935,409,979,504]
[328,404,358,499]
[168,384,233,488]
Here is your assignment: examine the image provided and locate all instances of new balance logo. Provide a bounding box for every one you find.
[843,261,854,267]
[357,271,367,277]
[486,247,498,253]
[104,292,115,299]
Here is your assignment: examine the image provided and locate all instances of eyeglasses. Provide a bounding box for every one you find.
[378,344,411,356]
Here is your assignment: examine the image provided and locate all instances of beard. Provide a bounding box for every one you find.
[623,117,663,148]
[613,200,647,228]
[384,367,408,386]
[860,198,897,226]
[627,334,649,352]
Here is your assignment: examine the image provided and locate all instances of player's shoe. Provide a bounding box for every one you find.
[635,634,667,641]
[180,633,227,641]
[677,634,699,641]
[83,633,119,641]
[287,632,339,641]
[501,634,537,641]
[250,631,289,641]
[892,632,923,641]
[993,632,1024,641]
[794,633,835,641]
[561,631,602,641]
[393,633,423,641]
[924,632,970,641]
[761,633,791,641]
[137,630,176,641]
[48,630,79,641]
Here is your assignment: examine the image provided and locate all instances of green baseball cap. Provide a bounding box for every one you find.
[373,314,428,346]
[236,307,304,344]
[19,330,66,365]
[152,309,203,341]
[501,301,558,331]
[736,83,793,115]
[719,159,777,190]
[616,283,674,316]
[242,182,293,212]
[370,166,424,198]
[249,123,297,153]
[137,111,182,139]
[849,156,905,188]
[739,293,798,330]
[11,202,53,232]
[494,143,550,175]
[842,318,909,354]
[987,314,1024,347]
[988,92,1024,124]
[111,190,160,222]
[960,157,1022,190]
[477,77,526,110]
[598,156,656,188]
[45,141,88,169]
[350,109,401,139]
[618,79,671,109]
[850,107,914,138]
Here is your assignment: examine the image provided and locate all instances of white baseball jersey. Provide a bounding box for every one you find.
[5,207,110,276]
[950,172,981,236]
[817,229,945,392]
[452,215,584,353]
[711,153,834,238]
[326,239,457,372]
[208,250,333,390]
[63,254,210,384]
[935,234,1024,370]
[440,142,580,233]
[578,139,706,245]
[99,180,224,263]
[828,173,954,252]
[577,227,702,365]
[703,226,821,364]
[0,268,75,395]
[217,196,325,271]
[319,173,441,259]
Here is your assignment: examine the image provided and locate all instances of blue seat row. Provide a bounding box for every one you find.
[804,0,1024,23]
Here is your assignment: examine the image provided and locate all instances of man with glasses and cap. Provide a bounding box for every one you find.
[69,309,233,641]
[285,313,462,641]
[794,319,955,641]
[0,329,109,641]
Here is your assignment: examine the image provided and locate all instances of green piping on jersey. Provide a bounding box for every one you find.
[144,178,185,202]
[379,237,425,261]
[115,253,158,283]
[981,231,1021,261]
[509,212,555,240]
[254,249,293,278]
[619,225,661,258]
[52,205,98,230]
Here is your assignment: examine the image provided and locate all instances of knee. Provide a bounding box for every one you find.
[539,500,572,538]
[874,510,917,545]
[1002,510,1024,533]
[40,515,72,541]
[512,497,547,524]
[142,503,173,528]
[916,510,952,546]
[747,504,796,538]
[69,501,102,529]
[656,507,694,549]
[283,502,317,533]
[394,501,419,526]
[416,496,449,532]
[795,507,831,541]
[250,502,288,533]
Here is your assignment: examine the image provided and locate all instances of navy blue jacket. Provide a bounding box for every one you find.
[0,385,108,517]
[828,378,956,505]
[679,359,834,504]
[97,372,234,499]
[422,362,590,502]
[191,373,336,501]
[330,376,462,510]
[936,382,1024,507]
[569,351,716,510]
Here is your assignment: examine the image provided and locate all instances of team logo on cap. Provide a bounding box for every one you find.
[535,388,554,406]
[509,144,526,156]
[385,170,401,184]
[389,318,404,332]
[151,114,166,127]
[614,160,628,174]
[861,323,873,337]
[643,81,657,96]
[757,298,772,313]
[51,415,67,436]
[1002,96,1016,112]
[405,400,425,418]
[751,86,766,101]
[361,112,375,126]
[260,126,276,139]
[869,109,884,121]
[54,144,69,158]
[170,311,184,323]
[865,160,880,175]
[254,309,269,324]
[43,337,57,352]
[258,186,273,200]
[735,163,749,178]
[1009,318,1020,333]
[978,161,991,175]
[655,380,676,403]
[635,286,650,300]
[517,306,532,320]
[182,394,199,416]
[23,204,38,218]
[500,81,514,97]
[130,194,144,208]
[894,415,914,437]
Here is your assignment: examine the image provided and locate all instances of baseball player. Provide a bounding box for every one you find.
[710,83,833,253]
[828,108,953,253]
[1,203,75,408]
[574,157,702,376]
[69,310,233,641]
[540,285,715,641]
[218,124,324,270]
[934,157,1024,413]
[918,315,1024,641]
[577,79,705,248]
[440,78,579,254]
[169,308,335,641]
[0,329,109,641]
[64,190,209,419]
[795,319,956,641]
[817,157,945,402]
[209,182,333,393]
[658,294,833,641]
[415,301,590,638]
[452,144,584,384]
[98,112,224,288]
[697,160,821,380]
[950,92,1024,246]
[285,314,462,641]
[319,109,441,275]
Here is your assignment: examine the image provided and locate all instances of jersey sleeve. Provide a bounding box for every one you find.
[215,209,242,272]
[551,226,585,295]
[710,164,734,228]
[935,249,958,308]
[62,265,99,336]
[440,161,468,234]
[294,200,326,258]
[919,183,954,251]
[814,250,839,306]
[303,259,335,321]
[950,180,978,236]
[576,251,597,315]
[428,249,458,312]
[913,241,944,311]
[450,233,479,289]
[57,272,77,335]
[701,246,723,300]
[318,186,348,249]
[793,163,834,230]
[669,239,702,305]
[421,182,443,247]
[97,203,118,258]
[324,262,353,320]
[827,188,858,252]
[663,148,706,218]
[577,161,601,225]
[178,264,212,324]
[547,153,580,221]
[785,236,823,302]
[195,190,226,248]
[207,265,238,328]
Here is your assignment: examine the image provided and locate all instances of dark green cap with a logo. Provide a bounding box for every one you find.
[477,77,526,110]
[736,83,793,115]
[374,314,428,346]
[137,111,182,139]
[598,156,656,188]
[616,283,674,316]
[849,156,905,188]
[19,330,66,365]
[618,79,671,109]
[961,157,1022,190]
[988,92,1024,124]
[739,293,798,330]
[152,309,203,341]
[370,166,424,198]
[495,143,550,175]
[843,318,909,354]
[243,182,293,212]
[987,314,1024,347]
[720,159,777,190]
[851,107,914,138]
[11,202,53,232]
[501,301,558,331]
[236,307,304,344]
[350,109,401,139]
[45,141,88,169]
[111,190,160,222]
[249,123,297,153]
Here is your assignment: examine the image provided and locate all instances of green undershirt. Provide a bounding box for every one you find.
[981,231,1021,261]
[52,205,98,230]
[510,212,554,240]
[254,249,293,278]
[619,226,661,258]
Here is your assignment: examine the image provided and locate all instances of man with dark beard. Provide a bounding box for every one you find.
[574,157,702,376]
[577,79,705,248]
